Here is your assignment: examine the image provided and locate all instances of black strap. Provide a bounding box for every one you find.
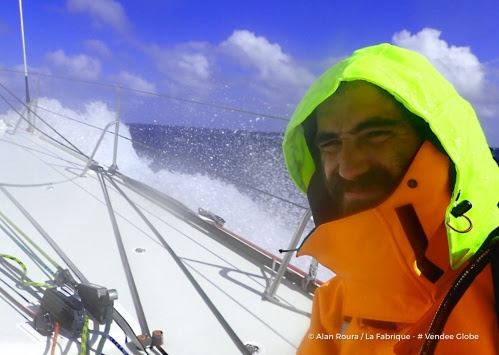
[419,230,499,354]
[396,204,444,283]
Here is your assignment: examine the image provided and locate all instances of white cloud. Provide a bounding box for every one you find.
[392,28,485,100]
[220,30,315,89]
[112,71,156,93]
[140,30,317,114]
[178,53,210,80]
[392,28,499,121]
[66,0,130,33]
[84,39,112,58]
[146,42,213,91]
[45,49,101,80]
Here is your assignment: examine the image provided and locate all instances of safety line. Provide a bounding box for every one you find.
[0,282,35,318]
[0,84,87,158]
[0,258,45,298]
[0,217,54,279]
[0,186,77,272]
[0,254,53,288]
[96,167,150,338]
[25,102,307,209]
[88,330,130,355]
[0,176,80,188]
[0,82,305,210]
[0,277,30,303]
[95,304,114,355]
[0,185,146,351]
[0,68,291,122]
[106,173,252,355]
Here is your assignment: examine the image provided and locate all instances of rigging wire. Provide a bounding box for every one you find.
[0,206,60,270]
[0,281,35,318]
[0,68,291,122]
[0,254,53,289]
[0,71,306,353]
[1,73,306,209]
[0,83,88,158]
[0,215,55,279]
[95,303,114,355]
[0,277,30,303]
[0,258,45,299]
[105,172,252,355]
[88,330,130,355]
[33,103,307,210]
[0,176,80,188]
[0,188,148,352]
[96,167,151,338]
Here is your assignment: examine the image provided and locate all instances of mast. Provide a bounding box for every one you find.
[18,0,33,131]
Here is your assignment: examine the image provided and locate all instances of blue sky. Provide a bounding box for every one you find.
[0,0,498,144]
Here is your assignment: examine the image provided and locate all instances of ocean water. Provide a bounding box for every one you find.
[0,97,332,281]
[2,90,498,285]
[127,123,305,207]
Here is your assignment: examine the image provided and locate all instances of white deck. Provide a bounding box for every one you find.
[0,127,313,354]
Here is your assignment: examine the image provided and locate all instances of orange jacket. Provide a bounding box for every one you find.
[296,142,499,354]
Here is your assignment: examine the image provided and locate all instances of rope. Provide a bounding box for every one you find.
[80,315,89,355]
[0,281,35,318]
[0,185,82,277]
[89,330,130,355]
[95,303,114,355]
[0,187,147,352]
[106,173,252,355]
[0,212,56,276]
[0,68,291,122]
[96,167,150,337]
[0,177,80,188]
[50,322,60,355]
[30,104,306,209]
[0,83,87,158]
[419,235,499,354]
[0,277,30,303]
[0,254,53,288]
[0,77,304,209]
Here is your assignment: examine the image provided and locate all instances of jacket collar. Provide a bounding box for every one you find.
[297,141,454,322]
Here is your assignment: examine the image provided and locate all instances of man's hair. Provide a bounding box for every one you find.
[302,80,455,192]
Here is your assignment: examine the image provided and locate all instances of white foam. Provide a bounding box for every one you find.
[1,98,333,282]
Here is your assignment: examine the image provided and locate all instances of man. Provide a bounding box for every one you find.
[282,44,499,354]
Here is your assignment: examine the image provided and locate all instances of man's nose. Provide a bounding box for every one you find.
[337,141,370,181]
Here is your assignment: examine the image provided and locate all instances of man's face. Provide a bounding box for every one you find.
[315,81,423,218]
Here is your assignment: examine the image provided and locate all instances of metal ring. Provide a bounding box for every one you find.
[446,214,473,233]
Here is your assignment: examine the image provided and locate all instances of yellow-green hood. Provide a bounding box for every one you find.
[283,43,499,269]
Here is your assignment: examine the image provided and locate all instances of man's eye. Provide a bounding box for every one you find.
[318,139,342,152]
[364,130,392,143]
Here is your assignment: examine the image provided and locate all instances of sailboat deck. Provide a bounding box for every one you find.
[0,128,312,354]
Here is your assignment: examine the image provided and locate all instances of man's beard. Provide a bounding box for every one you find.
[325,166,398,219]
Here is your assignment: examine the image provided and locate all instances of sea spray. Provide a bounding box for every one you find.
[0,97,334,282]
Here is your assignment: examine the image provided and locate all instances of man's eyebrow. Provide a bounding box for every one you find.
[314,132,340,147]
[314,117,400,146]
[348,117,400,134]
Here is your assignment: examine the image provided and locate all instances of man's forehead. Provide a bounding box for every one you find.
[315,81,407,132]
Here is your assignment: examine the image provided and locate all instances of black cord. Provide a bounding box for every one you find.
[419,233,499,354]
